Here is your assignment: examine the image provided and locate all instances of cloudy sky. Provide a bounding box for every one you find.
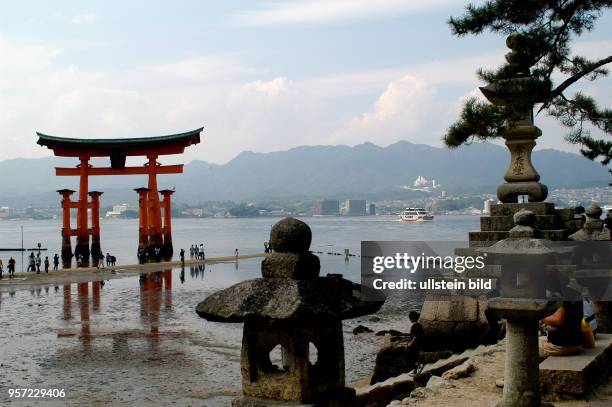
[1,0,611,164]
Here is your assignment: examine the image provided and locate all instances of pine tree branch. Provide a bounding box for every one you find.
[541,55,612,111]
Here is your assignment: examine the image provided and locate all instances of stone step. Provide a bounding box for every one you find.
[351,343,500,406]
[539,333,612,396]
[562,219,584,232]
[353,373,415,407]
[480,215,558,231]
[540,229,568,241]
[554,207,576,222]
[469,229,569,243]
[490,202,555,216]
[469,231,509,243]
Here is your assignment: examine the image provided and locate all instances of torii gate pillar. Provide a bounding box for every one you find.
[89,191,103,262]
[135,188,151,253]
[160,189,175,259]
[58,189,75,261]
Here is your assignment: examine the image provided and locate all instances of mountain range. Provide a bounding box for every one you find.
[0,141,609,207]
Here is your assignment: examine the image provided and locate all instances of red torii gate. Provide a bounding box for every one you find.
[37,128,202,265]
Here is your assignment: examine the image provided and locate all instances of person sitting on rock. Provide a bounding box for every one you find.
[369,311,424,384]
[539,300,583,360]
[406,311,424,353]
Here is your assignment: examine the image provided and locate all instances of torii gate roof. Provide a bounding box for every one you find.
[37,127,202,157]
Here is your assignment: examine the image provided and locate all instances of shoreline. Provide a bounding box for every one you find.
[0,252,267,292]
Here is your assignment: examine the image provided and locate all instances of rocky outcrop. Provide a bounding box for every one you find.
[441,360,476,380]
[419,294,490,352]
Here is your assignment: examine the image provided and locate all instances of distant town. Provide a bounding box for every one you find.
[1,175,610,221]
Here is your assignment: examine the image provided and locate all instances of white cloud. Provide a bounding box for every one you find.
[0,39,60,71]
[237,0,461,25]
[331,75,442,146]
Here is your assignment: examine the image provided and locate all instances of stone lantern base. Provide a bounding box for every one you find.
[239,319,356,406]
[469,202,583,247]
[497,182,548,204]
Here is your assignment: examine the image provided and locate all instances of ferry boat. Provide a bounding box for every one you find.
[399,207,434,222]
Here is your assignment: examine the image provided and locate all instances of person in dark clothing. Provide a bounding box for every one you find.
[574,205,586,221]
[53,254,59,271]
[180,248,185,265]
[406,311,424,354]
[370,310,424,385]
[478,307,502,345]
[8,257,16,278]
[28,252,35,272]
[539,301,583,360]
[44,257,50,273]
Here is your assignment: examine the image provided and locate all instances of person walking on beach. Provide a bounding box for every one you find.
[28,252,35,272]
[44,256,50,273]
[0,258,4,279]
[180,248,185,265]
[53,254,59,271]
[8,257,15,278]
[35,255,41,273]
[106,253,111,267]
[235,248,239,259]
[199,244,205,260]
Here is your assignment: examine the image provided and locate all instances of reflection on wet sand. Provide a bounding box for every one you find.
[92,281,101,312]
[77,282,91,349]
[59,270,175,350]
[190,263,206,279]
[63,284,71,320]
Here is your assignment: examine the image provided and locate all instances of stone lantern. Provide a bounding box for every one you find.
[479,33,550,203]
[569,203,612,333]
[196,217,384,406]
[478,209,570,407]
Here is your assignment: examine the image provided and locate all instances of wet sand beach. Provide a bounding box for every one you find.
[0,253,267,292]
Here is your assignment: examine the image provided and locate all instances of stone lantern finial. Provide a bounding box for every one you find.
[263,218,320,279]
[569,203,609,241]
[509,209,537,239]
[270,217,312,252]
[586,202,603,221]
[504,32,531,76]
